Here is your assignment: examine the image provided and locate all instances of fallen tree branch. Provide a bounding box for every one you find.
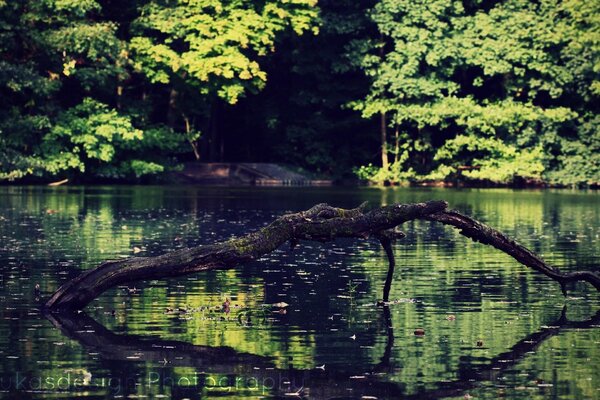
[374,228,405,303]
[425,210,600,293]
[44,201,599,311]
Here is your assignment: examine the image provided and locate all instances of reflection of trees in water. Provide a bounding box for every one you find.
[3,187,599,397]
[45,306,599,399]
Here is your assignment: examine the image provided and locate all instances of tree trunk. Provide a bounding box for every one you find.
[167,87,178,128]
[380,111,389,170]
[116,85,123,110]
[182,113,201,160]
[393,121,399,164]
[44,201,600,311]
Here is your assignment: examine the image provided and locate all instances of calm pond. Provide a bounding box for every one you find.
[0,186,598,399]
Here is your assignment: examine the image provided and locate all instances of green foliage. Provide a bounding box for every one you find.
[354,162,415,186]
[0,140,42,181]
[426,134,545,184]
[40,98,141,174]
[0,0,597,185]
[546,114,600,186]
[45,22,127,90]
[38,100,191,179]
[252,0,375,176]
[352,0,599,187]
[130,0,319,104]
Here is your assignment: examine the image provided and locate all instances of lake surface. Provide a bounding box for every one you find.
[0,186,598,399]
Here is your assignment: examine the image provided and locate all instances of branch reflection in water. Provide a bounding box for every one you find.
[44,306,600,399]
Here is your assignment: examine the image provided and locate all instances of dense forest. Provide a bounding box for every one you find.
[0,0,598,186]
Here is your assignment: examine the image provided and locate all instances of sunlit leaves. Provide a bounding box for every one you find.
[394,97,575,136]
[131,0,318,104]
[431,134,545,183]
[41,98,142,173]
[51,0,100,17]
[43,21,127,90]
[130,37,179,84]
[353,0,599,186]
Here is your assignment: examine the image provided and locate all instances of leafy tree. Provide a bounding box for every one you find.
[39,98,177,179]
[129,0,319,161]
[0,0,59,180]
[0,0,191,181]
[236,0,377,176]
[1,0,597,185]
[352,0,599,186]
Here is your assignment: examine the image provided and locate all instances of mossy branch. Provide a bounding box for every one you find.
[44,201,599,311]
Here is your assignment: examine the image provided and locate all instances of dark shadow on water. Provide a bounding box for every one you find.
[403,306,600,399]
[43,306,600,399]
[43,311,273,372]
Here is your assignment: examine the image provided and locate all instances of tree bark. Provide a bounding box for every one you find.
[167,87,178,128]
[182,113,201,160]
[44,201,599,311]
[424,210,600,294]
[380,111,389,170]
[392,119,399,164]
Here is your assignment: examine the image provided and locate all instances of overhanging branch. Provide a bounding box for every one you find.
[44,201,599,311]
[424,210,600,292]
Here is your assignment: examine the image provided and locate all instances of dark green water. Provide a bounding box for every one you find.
[0,186,598,399]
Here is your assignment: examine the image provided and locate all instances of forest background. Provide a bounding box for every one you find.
[0,0,598,187]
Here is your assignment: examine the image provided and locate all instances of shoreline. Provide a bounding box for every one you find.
[1,179,598,190]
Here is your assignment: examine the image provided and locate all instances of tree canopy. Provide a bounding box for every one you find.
[0,0,598,186]
[352,0,599,186]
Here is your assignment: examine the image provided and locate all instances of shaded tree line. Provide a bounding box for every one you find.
[0,0,597,186]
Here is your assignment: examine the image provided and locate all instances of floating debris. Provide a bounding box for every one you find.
[48,178,69,187]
